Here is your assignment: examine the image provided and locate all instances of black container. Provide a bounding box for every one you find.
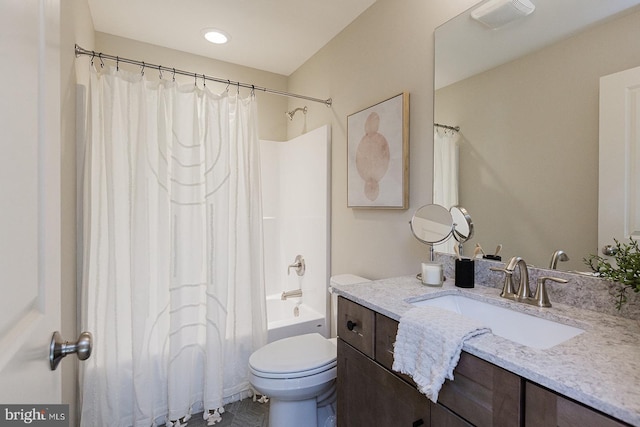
[455,258,475,288]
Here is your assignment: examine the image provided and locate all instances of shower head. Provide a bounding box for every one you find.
[286,106,307,121]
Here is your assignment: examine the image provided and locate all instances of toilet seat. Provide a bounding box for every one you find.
[249,333,337,379]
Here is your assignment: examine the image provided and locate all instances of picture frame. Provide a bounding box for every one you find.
[347,92,409,209]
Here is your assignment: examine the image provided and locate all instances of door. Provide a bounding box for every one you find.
[598,65,640,258]
[0,0,62,402]
[337,340,431,427]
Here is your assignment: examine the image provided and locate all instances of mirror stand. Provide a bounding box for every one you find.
[451,206,474,256]
[410,204,455,286]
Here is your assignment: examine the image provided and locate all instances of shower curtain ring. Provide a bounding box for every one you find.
[141,62,145,76]
[172,68,176,82]
[98,53,104,68]
[116,56,119,71]
[203,74,206,87]
[90,51,95,67]
[226,80,230,92]
[251,85,255,97]
[158,66,163,80]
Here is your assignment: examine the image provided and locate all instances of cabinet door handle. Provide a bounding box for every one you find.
[412,419,424,427]
[386,335,395,354]
[346,320,357,331]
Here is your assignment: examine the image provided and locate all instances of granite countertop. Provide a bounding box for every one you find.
[331,275,640,426]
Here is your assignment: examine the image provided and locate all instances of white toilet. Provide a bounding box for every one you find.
[248,274,370,427]
[249,333,337,427]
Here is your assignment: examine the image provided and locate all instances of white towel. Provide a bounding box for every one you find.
[392,306,490,403]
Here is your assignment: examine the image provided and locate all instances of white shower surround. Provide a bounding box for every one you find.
[261,125,331,341]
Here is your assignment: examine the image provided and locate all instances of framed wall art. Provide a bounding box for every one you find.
[347,92,409,209]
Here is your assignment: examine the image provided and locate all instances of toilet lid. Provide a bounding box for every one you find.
[249,333,336,378]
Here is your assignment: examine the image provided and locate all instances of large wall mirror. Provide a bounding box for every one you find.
[434,0,640,271]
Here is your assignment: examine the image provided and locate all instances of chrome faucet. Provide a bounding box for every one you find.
[509,256,532,300]
[281,289,303,300]
[491,256,568,307]
[549,250,570,269]
[491,256,528,300]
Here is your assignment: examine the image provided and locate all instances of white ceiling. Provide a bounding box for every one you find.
[436,0,640,89]
[87,0,377,76]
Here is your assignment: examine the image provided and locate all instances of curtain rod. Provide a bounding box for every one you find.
[434,123,460,132]
[75,44,332,107]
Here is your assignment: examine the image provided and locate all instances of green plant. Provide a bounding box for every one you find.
[584,238,640,310]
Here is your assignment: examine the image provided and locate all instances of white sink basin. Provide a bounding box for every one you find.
[411,294,584,349]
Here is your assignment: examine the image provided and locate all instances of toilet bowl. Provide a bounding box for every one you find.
[248,333,337,427]
[248,274,370,426]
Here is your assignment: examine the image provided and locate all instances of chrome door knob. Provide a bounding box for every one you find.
[49,331,93,371]
[602,245,618,256]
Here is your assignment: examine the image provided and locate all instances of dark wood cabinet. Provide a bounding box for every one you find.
[438,352,522,426]
[431,403,474,427]
[374,312,397,370]
[525,382,631,427]
[337,297,512,427]
[337,339,430,427]
[374,306,523,426]
[336,296,629,427]
[337,296,375,357]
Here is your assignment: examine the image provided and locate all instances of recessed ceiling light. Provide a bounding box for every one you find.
[202,28,230,44]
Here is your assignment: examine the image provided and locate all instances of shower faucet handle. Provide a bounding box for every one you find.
[287,255,306,276]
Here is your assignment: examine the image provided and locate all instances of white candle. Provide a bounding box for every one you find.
[421,262,443,286]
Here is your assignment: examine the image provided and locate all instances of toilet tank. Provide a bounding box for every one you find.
[329,274,370,338]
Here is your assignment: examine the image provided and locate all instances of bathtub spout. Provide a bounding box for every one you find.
[281,289,303,300]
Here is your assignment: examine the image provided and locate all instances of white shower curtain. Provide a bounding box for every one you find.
[80,67,267,426]
[433,127,460,254]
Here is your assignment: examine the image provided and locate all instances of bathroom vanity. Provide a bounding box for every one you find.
[337,297,521,426]
[334,276,639,426]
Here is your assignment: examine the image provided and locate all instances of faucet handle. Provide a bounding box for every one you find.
[287,255,306,276]
[490,267,516,297]
[534,276,568,307]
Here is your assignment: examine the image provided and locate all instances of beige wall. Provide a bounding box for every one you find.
[288,0,478,279]
[95,33,289,142]
[435,8,640,270]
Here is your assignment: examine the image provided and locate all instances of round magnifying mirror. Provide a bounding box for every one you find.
[410,204,454,245]
[450,206,474,244]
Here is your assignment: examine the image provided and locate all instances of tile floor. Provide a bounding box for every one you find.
[176,398,269,427]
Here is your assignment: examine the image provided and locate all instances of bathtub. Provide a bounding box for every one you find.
[266,293,326,343]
